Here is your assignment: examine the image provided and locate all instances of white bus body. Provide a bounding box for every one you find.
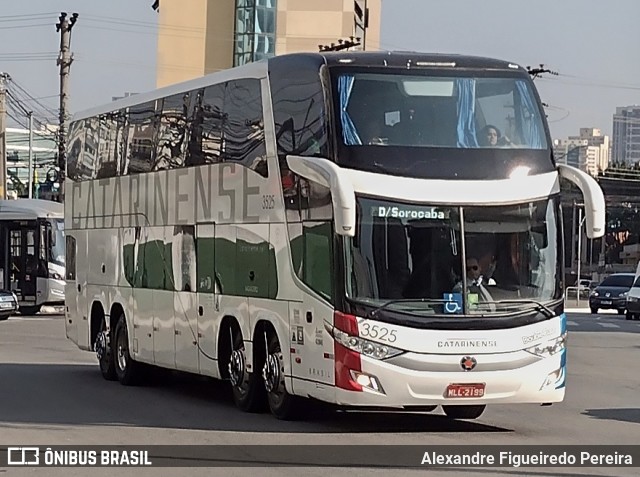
[0,199,65,314]
[64,52,604,420]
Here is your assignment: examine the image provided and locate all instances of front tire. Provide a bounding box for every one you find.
[263,331,301,420]
[229,328,265,412]
[590,307,598,314]
[617,309,625,315]
[442,405,486,420]
[113,313,142,385]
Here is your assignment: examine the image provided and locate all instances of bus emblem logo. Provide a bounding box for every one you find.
[460,356,477,371]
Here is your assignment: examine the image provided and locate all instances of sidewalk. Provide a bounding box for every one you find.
[40,305,64,315]
[564,298,590,314]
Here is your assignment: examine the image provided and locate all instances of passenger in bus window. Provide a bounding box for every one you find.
[479,125,511,147]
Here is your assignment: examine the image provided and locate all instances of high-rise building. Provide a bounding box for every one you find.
[156,0,382,88]
[553,128,610,177]
[612,105,640,166]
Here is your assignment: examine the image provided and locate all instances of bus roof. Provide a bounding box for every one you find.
[0,199,63,221]
[72,51,527,121]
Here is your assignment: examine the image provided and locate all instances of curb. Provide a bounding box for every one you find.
[565,308,591,313]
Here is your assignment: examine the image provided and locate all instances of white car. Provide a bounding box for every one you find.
[0,290,19,321]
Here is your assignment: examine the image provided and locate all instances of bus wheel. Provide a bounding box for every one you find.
[95,317,116,381]
[229,328,265,412]
[263,331,300,420]
[442,405,486,420]
[113,313,141,385]
[19,305,41,315]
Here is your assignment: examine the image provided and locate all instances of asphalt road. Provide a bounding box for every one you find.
[0,311,638,477]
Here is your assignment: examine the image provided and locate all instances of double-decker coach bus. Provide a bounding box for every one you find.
[64,52,605,420]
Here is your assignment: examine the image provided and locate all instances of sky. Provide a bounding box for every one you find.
[0,0,638,139]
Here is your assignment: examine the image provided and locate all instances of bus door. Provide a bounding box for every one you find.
[7,222,39,304]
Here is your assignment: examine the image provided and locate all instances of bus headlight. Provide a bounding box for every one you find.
[332,328,403,360]
[525,333,567,358]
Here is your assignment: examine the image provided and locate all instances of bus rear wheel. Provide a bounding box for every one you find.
[229,328,265,412]
[263,331,300,420]
[113,313,141,385]
[95,317,116,381]
[442,405,486,420]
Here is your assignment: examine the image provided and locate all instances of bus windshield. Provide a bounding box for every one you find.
[345,197,561,317]
[334,70,548,150]
[49,219,65,267]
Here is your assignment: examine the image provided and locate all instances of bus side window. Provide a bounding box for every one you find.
[155,93,190,171]
[224,79,267,177]
[186,85,225,167]
[65,235,77,281]
[125,100,159,175]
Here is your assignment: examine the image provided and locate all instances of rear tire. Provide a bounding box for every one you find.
[113,313,142,385]
[19,305,41,315]
[229,328,265,413]
[626,312,633,320]
[590,307,598,314]
[263,331,301,420]
[442,405,486,420]
[96,317,117,381]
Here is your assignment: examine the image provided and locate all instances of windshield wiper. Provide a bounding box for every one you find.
[487,299,555,318]
[366,298,448,319]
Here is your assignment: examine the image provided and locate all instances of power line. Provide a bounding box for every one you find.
[0,12,57,20]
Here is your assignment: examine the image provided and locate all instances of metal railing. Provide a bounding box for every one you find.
[564,286,590,309]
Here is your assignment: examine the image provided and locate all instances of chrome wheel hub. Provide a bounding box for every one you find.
[95,331,107,360]
[263,353,281,393]
[229,349,245,387]
[116,333,127,371]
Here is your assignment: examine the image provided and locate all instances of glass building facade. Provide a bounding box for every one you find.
[5,127,58,198]
[234,0,277,67]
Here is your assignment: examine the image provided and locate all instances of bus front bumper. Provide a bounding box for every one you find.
[333,350,566,407]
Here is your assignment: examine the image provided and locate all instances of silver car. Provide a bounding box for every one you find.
[0,290,18,321]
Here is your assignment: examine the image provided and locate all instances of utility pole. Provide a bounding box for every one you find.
[56,12,78,202]
[0,73,9,200]
[27,111,33,199]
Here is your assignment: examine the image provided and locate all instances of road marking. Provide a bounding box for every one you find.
[8,316,58,321]
[567,321,579,326]
[597,322,620,328]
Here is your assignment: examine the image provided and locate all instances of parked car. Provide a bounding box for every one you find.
[625,262,640,320]
[574,279,598,296]
[0,290,18,321]
[589,273,635,315]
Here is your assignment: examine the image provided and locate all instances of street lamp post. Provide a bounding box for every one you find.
[576,207,586,307]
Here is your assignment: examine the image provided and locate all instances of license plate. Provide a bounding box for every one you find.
[0,303,13,308]
[446,383,485,398]
[601,300,612,305]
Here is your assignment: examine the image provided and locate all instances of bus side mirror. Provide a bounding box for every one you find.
[286,155,356,237]
[557,164,605,239]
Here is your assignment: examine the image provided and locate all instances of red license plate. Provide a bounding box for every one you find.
[446,383,485,398]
